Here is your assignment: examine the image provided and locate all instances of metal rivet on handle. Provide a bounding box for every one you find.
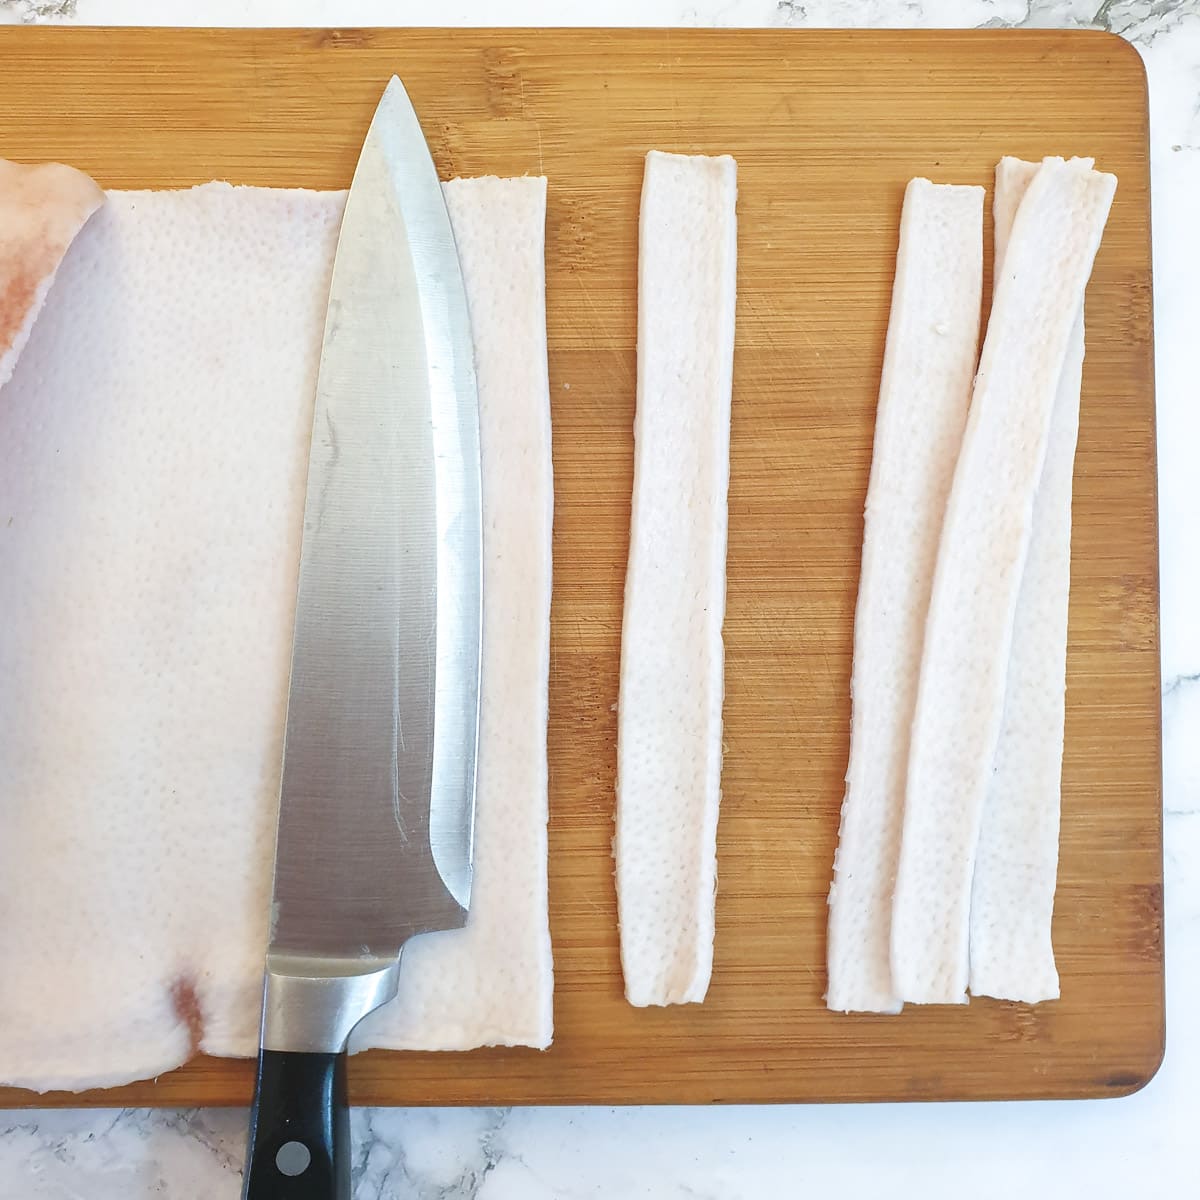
[275,1141,312,1177]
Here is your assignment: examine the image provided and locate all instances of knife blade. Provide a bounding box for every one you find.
[242,76,482,1200]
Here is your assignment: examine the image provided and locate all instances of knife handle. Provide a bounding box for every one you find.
[242,1049,349,1200]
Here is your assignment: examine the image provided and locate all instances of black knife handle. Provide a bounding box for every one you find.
[242,1049,349,1200]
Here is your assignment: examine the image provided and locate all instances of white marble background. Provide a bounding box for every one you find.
[0,0,1196,1197]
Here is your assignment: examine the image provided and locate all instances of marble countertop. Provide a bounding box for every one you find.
[1,0,1196,1196]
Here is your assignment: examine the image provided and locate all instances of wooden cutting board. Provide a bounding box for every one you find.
[0,25,1161,1107]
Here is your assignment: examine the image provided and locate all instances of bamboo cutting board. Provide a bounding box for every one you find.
[0,26,1160,1107]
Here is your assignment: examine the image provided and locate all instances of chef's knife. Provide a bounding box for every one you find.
[242,76,482,1200]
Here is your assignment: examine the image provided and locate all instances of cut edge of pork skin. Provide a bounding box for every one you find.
[353,175,556,1053]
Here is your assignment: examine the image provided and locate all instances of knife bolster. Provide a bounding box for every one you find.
[260,954,401,1054]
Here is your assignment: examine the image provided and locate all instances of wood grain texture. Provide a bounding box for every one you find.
[0,25,1160,1107]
